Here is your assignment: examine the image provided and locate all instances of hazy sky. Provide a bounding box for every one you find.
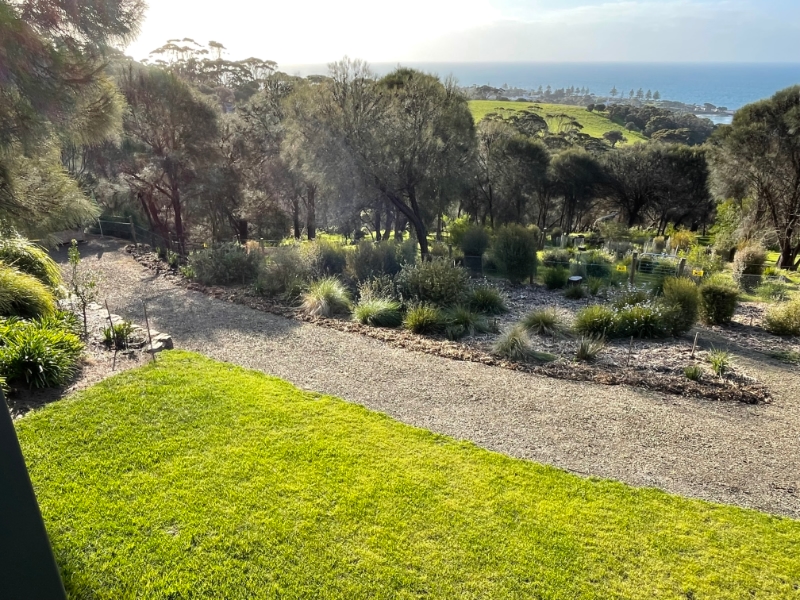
[125,0,800,65]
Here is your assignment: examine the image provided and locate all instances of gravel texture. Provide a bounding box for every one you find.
[50,237,800,518]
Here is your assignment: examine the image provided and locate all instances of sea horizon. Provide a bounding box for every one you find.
[280,61,800,111]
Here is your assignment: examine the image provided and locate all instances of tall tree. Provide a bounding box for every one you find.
[550,149,605,233]
[711,86,800,269]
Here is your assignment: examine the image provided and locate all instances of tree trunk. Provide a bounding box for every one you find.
[292,196,301,239]
[171,183,185,254]
[394,211,406,241]
[779,236,799,271]
[374,208,382,242]
[383,204,393,241]
[407,187,429,259]
[305,186,316,240]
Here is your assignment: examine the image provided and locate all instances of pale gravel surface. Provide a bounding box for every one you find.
[57,237,800,518]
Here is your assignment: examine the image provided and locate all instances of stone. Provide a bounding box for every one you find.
[146,333,173,354]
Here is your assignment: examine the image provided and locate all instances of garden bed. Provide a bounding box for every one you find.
[129,246,772,404]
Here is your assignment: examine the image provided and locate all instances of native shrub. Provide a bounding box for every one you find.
[699,282,739,325]
[490,225,538,284]
[460,225,490,257]
[764,298,800,336]
[541,250,571,270]
[574,305,616,337]
[188,243,259,285]
[732,244,766,291]
[563,285,586,300]
[396,259,468,306]
[542,267,569,290]
[346,241,403,281]
[661,277,700,335]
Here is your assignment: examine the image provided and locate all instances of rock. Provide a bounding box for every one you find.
[146,332,173,354]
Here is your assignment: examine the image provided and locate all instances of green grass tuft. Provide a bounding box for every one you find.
[466,286,507,315]
[0,265,57,319]
[301,277,352,317]
[522,308,567,337]
[353,297,403,328]
[0,237,62,287]
[404,303,445,334]
[13,351,800,598]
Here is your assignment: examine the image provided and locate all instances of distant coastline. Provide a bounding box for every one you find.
[281,62,800,113]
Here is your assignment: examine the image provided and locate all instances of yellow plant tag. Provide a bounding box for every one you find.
[692,269,704,277]
[616,265,627,272]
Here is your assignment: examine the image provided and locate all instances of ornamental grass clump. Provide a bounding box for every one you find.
[353,298,403,328]
[707,348,733,377]
[574,305,616,337]
[575,335,605,362]
[0,265,57,319]
[0,318,83,388]
[301,278,351,317]
[614,303,668,339]
[0,237,61,287]
[764,298,800,336]
[563,285,586,300]
[542,267,569,290]
[522,308,567,337]
[684,365,703,382]
[403,304,445,335]
[442,305,492,340]
[492,325,556,362]
[466,286,507,315]
[396,259,468,306]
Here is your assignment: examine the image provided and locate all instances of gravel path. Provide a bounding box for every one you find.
[61,238,800,517]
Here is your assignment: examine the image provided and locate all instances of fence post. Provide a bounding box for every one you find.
[129,218,137,245]
[630,251,638,286]
[677,257,687,277]
[97,218,104,237]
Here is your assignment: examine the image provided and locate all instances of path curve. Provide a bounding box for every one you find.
[61,238,800,517]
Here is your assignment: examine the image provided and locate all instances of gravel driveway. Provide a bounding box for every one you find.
[60,238,800,518]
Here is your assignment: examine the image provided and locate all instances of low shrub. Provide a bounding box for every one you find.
[614,304,668,339]
[188,243,259,286]
[756,281,790,302]
[661,277,700,335]
[396,259,469,306]
[699,282,739,325]
[404,304,445,335]
[542,267,569,290]
[707,348,732,377]
[0,237,61,287]
[0,318,83,388]
[764,299,800,336]
[442,306,491,340]
[732,244,766,291]
[460,225,490,257]
[522,309,566,337]
[310,239,348,276]
[563,285,586,300]
[612,286,649,310]
[587,277,603,296]
[574,305,616,337]
[353,298,403,328]
[576,335,605,361]
[490,225,538,284]
[300,278,351,317]
[0,265,57,319]
[466,286,507,315]
[254,246,312,298]
[652,236,667,253]
[541,250,571,270]
[357,275,398,302]
[346,241,404,281]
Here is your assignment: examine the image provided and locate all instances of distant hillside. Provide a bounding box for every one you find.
[469,101,647,146]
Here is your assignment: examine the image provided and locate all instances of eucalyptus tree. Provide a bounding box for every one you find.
[710,86,800,269]
[550,149,605,233]
[0,0,144,236]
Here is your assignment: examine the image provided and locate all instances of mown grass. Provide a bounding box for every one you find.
[469,101,648,145]
[15,351,800,599]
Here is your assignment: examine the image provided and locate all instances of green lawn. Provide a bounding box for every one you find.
[16,351,800,599]
[469,100,648,145]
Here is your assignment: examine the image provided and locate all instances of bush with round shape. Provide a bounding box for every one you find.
[0,318,83,388]
[254,246,312,298]
[574,305,615,337]
[403,304,445,335]
[188,243,259,286]
[490,224,538,284]
[311,239,348,276]
[357,275,398,302]
[732,244,766,291]
[541,250,571,270]
[756,281,790,302]
[661,277,699,335]
[612,286,649,310]
[301,278,351,317]
[542,267,569,290]
[0,265,57,319]
[466,286,507,315]
[460,225,490,257]
[764,298,800,336]
[0,237,61,287]
[346,241,403,281]
[396,259,468,306]
[353,298,403,328]
[699,282,739,325]
[614,304,668,339]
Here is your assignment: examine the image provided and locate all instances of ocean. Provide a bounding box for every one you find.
[281,62,800,112]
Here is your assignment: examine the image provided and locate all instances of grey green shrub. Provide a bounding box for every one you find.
[732,244,766,291]
[396,259,468,306]
[188,243,259,285]
[764,298,800,336]
[699,282,739,325]
[490,225,538,284]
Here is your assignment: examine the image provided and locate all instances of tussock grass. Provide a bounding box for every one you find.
[0,265,57,319]
[301,277,351,317]
[353,298,403,328]
[0,237,61,286]
[522,308,567,337]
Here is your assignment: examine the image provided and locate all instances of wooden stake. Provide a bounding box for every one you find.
[104,300,118,371]
[627,336,634,367]
[142,300,156,362]
[691,332,699,358]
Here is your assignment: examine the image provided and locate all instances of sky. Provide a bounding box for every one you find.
[125,0,800,65]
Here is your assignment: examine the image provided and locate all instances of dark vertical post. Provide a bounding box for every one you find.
[129,217,137,244]
[630,251,638,286]
[0,389,67,600]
